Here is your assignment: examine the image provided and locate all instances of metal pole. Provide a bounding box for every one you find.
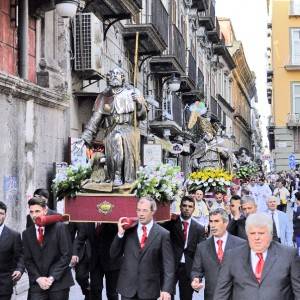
[18,0,29,80]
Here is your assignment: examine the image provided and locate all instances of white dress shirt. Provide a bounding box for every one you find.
[137,220,153,242]
[180,217,192,263]
[213,231,228,254]
[0,223,4,237]
[250,250,268,274]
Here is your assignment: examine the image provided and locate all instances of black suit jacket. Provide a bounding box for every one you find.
[227,216,247,240]
[26,208,58,228]
[162,217,206,277]
[213,242,300,300]
[0,225,24,296]
[191,233,246,300]
[73,222,121,271]
[110,222,175,299]
[22,222,74,293]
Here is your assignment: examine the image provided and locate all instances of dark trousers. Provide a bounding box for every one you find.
[75,254,90,296]
[90,264,119,300]
[0,295,11,300]
[171,263,194,300]
[121,297,156,300]
[28,288,69,300]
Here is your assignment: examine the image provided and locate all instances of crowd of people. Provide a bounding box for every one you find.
[1,175,300,300]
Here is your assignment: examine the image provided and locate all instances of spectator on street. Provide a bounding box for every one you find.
[227,196,257,240]
[265,196,293,246]
[191,189,209,230]
[210,191,226,211]
[228,195,241,221]
[273,179,290,212]
[255,177,272,212]
[0,201,24,300]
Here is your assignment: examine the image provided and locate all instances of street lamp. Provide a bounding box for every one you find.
[55,0,80,18]
[166,73,181,92]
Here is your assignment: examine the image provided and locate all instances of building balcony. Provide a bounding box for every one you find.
[182,68,204,104]
[287,113,300,127]
[207,18,220,44]
[149,93,183,136]
[123,0,168,57]
[150,24,186,75]
[198,1,215,31]
[84,0,142,20]
[210,96,221,122]
[234,109,251,130]
[181,50,197,92]
[213,36,236,70]
[216,93,235,113]
[191,0,208,11]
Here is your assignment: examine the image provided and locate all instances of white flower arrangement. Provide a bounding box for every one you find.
[135,164,184,203]
[52,164,92,200]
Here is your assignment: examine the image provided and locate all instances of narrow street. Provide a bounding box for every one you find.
[15,273,205,300]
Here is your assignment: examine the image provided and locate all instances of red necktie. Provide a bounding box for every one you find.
[255,253,264,283]
[217,239,224,262]
[37,226,44,246]
[140,225,148,249]
[182,221,189,241]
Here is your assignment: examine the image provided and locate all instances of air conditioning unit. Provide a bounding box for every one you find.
[73,13,103,79]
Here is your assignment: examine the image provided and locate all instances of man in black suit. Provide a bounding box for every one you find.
[22,197,74,300]
[69,222,90,300]
[72,222,121,300]
[228,195,241,221]
[110,196,175,300]
[191,208,246,300]
[163,196,206,300]
[26,189,58,228]
[227,195,257,239]
[0,201,24,300]
[213,212,300,300]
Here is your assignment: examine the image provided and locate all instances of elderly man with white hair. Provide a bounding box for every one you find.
[213,212,300,300]
[265,196,293,246]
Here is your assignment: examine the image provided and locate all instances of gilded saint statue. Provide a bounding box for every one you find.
[79,68,147,187]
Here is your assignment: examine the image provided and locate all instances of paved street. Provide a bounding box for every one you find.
[15,271,205,300]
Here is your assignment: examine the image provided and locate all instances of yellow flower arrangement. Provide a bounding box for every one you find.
[187,168,233,193]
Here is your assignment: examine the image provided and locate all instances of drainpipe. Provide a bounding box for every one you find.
[18,0,29,80]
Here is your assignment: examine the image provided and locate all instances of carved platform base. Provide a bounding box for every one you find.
[64,193,170,223]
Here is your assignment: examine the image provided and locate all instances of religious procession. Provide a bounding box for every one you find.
[1,0,300,300]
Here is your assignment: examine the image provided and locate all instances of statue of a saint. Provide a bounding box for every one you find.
[80,68,147,186]
[236,147,252,166]
[188,114,231,171]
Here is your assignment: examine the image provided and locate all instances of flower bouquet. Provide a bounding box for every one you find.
[235,164,259,181]
[135,164,184,204]
[52,164,92,200]
[186,168,233,193]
